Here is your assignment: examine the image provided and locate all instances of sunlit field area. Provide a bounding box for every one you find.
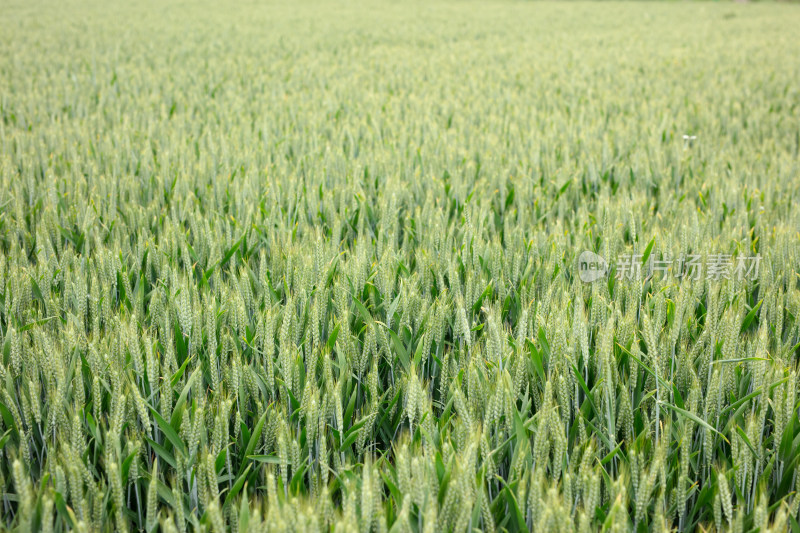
[1,0,800,531]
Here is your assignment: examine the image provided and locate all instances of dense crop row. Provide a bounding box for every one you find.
[1,1,800,531]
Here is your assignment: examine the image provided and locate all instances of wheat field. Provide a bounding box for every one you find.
[1,0,800,531]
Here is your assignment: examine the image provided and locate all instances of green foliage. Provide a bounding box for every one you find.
[1,0,800,531]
